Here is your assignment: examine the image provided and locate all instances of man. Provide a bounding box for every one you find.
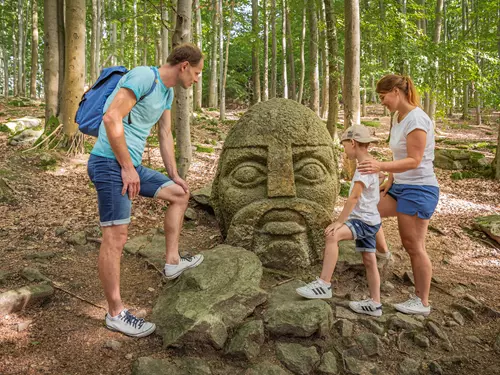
[87,43,204,337]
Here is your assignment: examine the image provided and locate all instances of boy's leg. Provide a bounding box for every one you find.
[319,225,353,283]
[361,252,380,303]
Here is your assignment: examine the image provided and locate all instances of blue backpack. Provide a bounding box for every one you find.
[76,66,158,137]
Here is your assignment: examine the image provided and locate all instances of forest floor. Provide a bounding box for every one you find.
[0,99,499,375]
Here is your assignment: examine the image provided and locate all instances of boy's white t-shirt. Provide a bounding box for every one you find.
[389,107,439,187]
[347,169,381,226]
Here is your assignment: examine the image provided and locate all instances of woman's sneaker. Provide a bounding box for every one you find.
[105,309,156,337]
[163,254,204,280]
[296,278,332,299]
[394,295,431,316]
[349,299,383,317]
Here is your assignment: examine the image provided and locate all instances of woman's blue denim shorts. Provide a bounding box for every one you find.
[387,183,440,220]
[87,154,174,226]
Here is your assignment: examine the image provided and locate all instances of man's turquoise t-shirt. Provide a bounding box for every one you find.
[91,66,174,166]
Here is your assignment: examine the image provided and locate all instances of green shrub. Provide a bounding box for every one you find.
[196,145,214,153]
[361,120,381,128]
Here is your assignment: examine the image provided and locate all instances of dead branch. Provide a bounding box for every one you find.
[1,177,15,192]
[53,282,106,310]
[271,278,294,288]
[22,124,63,153]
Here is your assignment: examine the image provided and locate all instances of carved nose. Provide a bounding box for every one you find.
[267,144,296,198]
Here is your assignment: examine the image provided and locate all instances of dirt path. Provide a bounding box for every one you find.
[0,103,499,374]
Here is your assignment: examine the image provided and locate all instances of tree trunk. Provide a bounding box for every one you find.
[251,0,261,104]
[18,0,24,96]
[13,17,17,97]
[208,0,218,108]
[121,0,126,65]
[30,0,38,99]
[44,0,59,120]
[343,0,360,128]
[308,1,319,114]
[270,0,277,99]
[285,0,296,101]
[193,0,202,109]
[262,0,269,101]
[495,123,500,180]
[220,1,234,120]
[161,0,169,62]
[143,1,148,65]
[379,0,388,116]
[219,0,225,118]
[323,0,339,138]
[133,0,137,66]
[172,0,193,179]
[297,0,306,104]
[90,0,98,82]
[111,2,117,65]
[57,0,65,116]
[61,0,86,139]
[281,0,287,98]
[319,1,328,117]
[429,0,443,121]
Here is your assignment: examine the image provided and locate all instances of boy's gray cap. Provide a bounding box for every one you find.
[340,124,378,143]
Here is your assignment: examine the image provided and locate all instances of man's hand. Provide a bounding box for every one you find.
[325,221,343,237]
[122,167,141,199]
[173,176,189,193]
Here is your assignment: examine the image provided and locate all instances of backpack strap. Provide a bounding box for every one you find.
[128,67,159,125]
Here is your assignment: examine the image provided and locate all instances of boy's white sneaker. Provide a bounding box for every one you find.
[394,295,431,316]
[163,254,204,280]
[296,278,332,299]
[105,309,156,338]
[349,298,383,317]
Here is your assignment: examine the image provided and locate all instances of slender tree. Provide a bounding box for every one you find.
[208,0,218,108]
[193,0,202,109]
[262,0,269,101]
[44,0,59,121]
[324,0,340,137]
[30,0,38,99]
[281,0,287,98]
[270,0,277,98]
[308,1,319,114]
[297,0,306,104]
[285,0,296,100]
[61,0,86,143]
[172,0,193,178]
[251,0,261,104]
[57,0,65,115]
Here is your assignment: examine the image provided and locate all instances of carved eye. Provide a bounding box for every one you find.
[230,163,267,188]
[295,159,327,184]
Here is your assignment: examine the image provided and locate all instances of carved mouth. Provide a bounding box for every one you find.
[257,209,307,236]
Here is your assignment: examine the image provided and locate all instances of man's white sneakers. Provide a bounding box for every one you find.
[163,254,204,280]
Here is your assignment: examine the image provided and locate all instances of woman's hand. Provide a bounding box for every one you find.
[358,159,382,175]
[379,175,393,196]
[325,221,343,237]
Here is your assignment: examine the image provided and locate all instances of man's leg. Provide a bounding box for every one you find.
[99,224,128,317]
[156,183,189,264]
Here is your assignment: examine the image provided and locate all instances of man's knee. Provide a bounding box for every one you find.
[157,184,189,205]
[102,225,128,249]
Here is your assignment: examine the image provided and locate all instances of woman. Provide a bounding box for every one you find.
[358,74,439,316]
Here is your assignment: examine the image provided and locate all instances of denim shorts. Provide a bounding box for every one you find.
[87,154,174,226]
[387,184,439,220]
[345,219,381,253]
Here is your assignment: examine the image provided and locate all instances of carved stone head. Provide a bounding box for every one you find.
[211,99,338,271]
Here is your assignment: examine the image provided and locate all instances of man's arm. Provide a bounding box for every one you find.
[102,87,141,198]
[158,110,189,193]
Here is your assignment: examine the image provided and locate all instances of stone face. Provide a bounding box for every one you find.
[0,284,54,315]
[151,245,267,349]
[211,98,338,271]
[264,280,333,338]
[225,320,265,361]
[132,357,211,375]
[275,342,320,375]
[474,215,500,244]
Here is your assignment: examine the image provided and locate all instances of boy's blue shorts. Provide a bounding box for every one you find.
[88,154,174,227]
[345,219,381,253]
[387,184,439,220]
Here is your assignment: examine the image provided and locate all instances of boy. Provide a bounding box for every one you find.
[296,124,383,317]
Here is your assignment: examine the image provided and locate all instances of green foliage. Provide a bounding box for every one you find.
[339,181,350,198]
[361,120,381,128]
[0,124,10,133]
[195,144,214,153]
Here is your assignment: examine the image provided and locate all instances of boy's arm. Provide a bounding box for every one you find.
[336,181,364,223]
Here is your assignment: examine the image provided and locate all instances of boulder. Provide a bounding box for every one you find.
[474,215,500,245]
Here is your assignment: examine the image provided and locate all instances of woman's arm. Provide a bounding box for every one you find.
[358,129,427,174]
